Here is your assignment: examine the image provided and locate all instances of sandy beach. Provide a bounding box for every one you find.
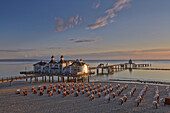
[0,81,170,113]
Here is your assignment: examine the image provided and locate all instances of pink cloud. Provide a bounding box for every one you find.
[55,15,82,32]
[86,0,132,30]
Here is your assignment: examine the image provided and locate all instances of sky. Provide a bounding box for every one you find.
[0,0,170,60]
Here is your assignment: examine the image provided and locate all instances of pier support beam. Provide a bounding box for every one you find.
[58,76,60,82]
[52,75,54,83]
[67,76,69,82]
[62,77,64,82]
[26,74,28,82]
[30,77,32,84]
[101,68,104,74]
[10,81,13,86]
[49,76,51,83]
[45,76,46,82]
[82,77,84,82]
[75,78,77,82]
[107,67,110,74]
[42,76,44,82]
[125,65,127,69]
[97,69,99,75]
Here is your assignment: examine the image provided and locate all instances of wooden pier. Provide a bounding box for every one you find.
[0,62,151,86]
[0,72,92,86]
[89,63,151,75]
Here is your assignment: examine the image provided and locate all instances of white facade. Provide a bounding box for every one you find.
[33,56,89,75]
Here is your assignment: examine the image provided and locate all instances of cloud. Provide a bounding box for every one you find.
[47,47,70,50]
[69,36,100,43]
[0,49,36,52]
[86,0,132,30]
[54,15,82,32]
[92,0,101,9]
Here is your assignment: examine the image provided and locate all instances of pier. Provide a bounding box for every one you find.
[0,72,92,86]
[89,63,151,74]
[0,62,152,86]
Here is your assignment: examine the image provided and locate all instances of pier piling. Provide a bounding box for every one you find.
[30,77,32,84]
[45,76,46,82]
[49,76,51,83]
[52,75,54,82]
[10,81,13,86]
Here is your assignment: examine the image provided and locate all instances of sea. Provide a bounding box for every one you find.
[0,60,170,83]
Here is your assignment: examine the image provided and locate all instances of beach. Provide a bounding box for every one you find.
[0,81,170,113]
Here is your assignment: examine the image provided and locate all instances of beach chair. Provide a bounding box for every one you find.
[75,91,79,97]
[104,95,110,103]
[16,89,20,94]
[98,92,101,98]
[66,90,70,95]
[63,91,66,97]
[49,91,53,96]
[164,98,170,106]
[153,101,158,109]
[39,90,43,96]
[89,94,94,101]
[23,90,27,96]
[43,85,47,89]
[58,89,61,94]
[53,87,56,92]
[33,89,37,94]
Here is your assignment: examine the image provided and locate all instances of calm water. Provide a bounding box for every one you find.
[0,60,170,82]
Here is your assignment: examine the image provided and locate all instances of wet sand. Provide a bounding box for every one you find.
[0,81,170,113]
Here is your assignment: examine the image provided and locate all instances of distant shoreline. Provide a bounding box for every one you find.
[0,59,39,62]
[1,59,170,62]
[107,79,170,85]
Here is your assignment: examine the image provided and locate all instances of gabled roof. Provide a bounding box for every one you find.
[49,60,56,64]
[69,61,86,66]
[58,60,75,64]
[34,61,47,66]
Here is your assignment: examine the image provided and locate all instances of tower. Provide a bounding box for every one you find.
[51,56,55,62]
[60,55,64,62]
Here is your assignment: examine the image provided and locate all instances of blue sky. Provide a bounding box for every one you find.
[0,0,170,60]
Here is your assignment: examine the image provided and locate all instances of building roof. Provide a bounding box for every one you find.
[49,60,56,64]
[33,61,47,66]
[69,60,87,66]
[57,60,75,64]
